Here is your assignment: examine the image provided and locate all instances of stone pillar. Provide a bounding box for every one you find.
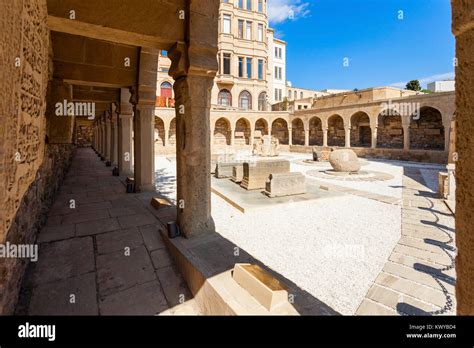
[210,125,215,148]
[230,126,235,146]
[371,126,378,149]
[250,126,255,147]
[452,0,474,315]
[100,117,106,158]
[118,88,133,176]
[133,104,155,191]
[288,127,293,146]
[105,114,112,161]
[323,128,328,147]
[304,129,309,147]
[345,126,351,148]
[164,125,170,147]
[169,42,217,238]
[402,124,410,151]
[443,120,451,152]
[111,105,119,166]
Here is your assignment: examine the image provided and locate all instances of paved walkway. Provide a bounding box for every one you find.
[357,167,456,315]
[16,148,196,315]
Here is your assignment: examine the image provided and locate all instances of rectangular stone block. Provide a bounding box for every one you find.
[151,197,173,210]
[231,165,244,183]
[215,162,242,179]
[232,263,288,311]
[240,160,290,190]
[264,172,306,198]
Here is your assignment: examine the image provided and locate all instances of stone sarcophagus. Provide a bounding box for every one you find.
[215,162,242,178]
[241,160,290,190]
[231,165,244,183]
[264,172,306,198]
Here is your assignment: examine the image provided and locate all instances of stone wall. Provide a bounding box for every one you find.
[0,144,75,314]
[377,114,404,149]
[409,107,445,150]
[0,0,49,241]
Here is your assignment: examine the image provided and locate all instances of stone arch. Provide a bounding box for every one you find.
[235,117,251,145]
[377,109,403,149]
[169,118,176,146]
[350,111,371,147]
[218,89,232,107]
[239,90,252,110]
[291,118,305,145]
[154,117,165,146]
[309,116,323,146]
[255,118,268,137]
[214,117,232,145]
[410,106,445,150]
[271,118,289,145]
[327,114,345,147]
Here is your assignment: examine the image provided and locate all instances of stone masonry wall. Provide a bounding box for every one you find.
[0,144,75,314]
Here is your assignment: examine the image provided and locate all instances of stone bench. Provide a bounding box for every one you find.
[241,160,290,190]
[264,172,306,198]
[231,165,244,183]
[215,162,242,179]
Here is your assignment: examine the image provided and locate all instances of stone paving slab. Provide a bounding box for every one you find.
[357,167,456,315]
[17,148,195,315]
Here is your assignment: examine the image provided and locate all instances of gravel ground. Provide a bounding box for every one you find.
[154,152,444,315]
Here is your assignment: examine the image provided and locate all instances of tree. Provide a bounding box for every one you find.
[406,80,422,91]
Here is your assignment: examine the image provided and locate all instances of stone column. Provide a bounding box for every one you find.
[100,117,106,158]
[106,113,112,162]
[169,42,217,238]
[344,126,351,148]
[304,129,309,147]
[323,127,328,147]
[164,125,170,147]
[443,120,451,152]
[133,104,155,191]
[230,126,235,146]
[452,0,474,315]
[210,125,215,148]
[111,106,119,166]
[402,124,410,151]
[118,88,133,176]
[288,127,293,146]
[371,126,378,149]
[250,126,255,147]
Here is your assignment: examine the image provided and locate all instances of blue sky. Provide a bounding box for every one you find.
[268,0,455,91]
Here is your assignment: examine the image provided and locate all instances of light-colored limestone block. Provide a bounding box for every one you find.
[264,172,306,198]
[241,160,290,190]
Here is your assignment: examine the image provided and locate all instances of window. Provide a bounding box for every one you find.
[274,47,282,59]
[300,92,304,99]
[246,0,252,10]
[223,53,231,74]
[274,66,282,80]
[288,90,291,98]
[274,88,281,102]
[258,23,263,41]
[258,59,264,80]
[258,0,263,12]
[246,57,252,78]
[258,92,267,111]
[246,21,252,40]
[238,57,244,77]
[223,14,231,34]
[239,91,252,110]
[294,91,297,99]
[238,0,244,9]
[238,20,244,39]
[160,81,172,98]
[218,89,232,106]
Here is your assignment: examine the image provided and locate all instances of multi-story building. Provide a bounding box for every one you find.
[267,29,286,104]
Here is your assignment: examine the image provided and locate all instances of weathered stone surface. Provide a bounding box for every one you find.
[215,161,241,179]
[241,160,290,190]
[265,172,306,198]
[253,135,280,157]
[231,165,244,183]
[329,149,361,172]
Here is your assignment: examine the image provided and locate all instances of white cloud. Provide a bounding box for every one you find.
[390,72,455,88]
[268,0,311,25]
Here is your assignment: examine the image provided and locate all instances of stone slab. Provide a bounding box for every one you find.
[241,160,290,190]
[96,227,143,255]
[215,162,242,179]
[264,172,306,198]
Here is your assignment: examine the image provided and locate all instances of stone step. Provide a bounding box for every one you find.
[159,298,201,315]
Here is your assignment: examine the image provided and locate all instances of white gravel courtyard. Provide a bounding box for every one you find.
[154,152,444,315]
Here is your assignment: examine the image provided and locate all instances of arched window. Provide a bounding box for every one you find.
[218,89,232,107]
[160,82,172,98]
[294,91,297,100]
[239,90,252,110]
[258,92,267,111]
